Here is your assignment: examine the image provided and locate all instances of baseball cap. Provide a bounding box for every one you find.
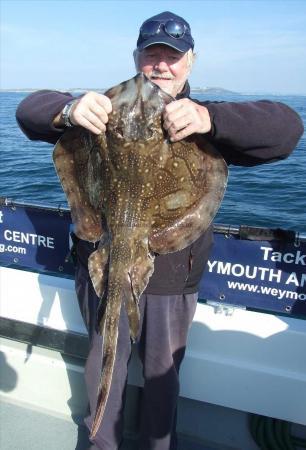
[137,11,194,53]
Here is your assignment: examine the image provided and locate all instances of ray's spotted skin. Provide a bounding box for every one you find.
[53,73,228,439]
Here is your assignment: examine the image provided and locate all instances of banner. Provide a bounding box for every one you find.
[1,200,305,317]
[199,232,306,316]
[0,201,74,276]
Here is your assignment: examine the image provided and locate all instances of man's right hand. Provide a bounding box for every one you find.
[54,91,113,135]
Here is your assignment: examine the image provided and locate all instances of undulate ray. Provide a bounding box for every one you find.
[53,72,228,439]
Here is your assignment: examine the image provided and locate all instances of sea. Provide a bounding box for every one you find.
[0,91,305,233]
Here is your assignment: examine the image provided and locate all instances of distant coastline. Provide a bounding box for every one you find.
[190,87,240,95]
[1,87,305,96]
[1,86,237,94]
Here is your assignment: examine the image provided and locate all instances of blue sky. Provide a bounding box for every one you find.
[1,0,306,93]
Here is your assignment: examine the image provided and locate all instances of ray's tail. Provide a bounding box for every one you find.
[89,279,122,439]
[88,236,136,440]
[88,233,154,439]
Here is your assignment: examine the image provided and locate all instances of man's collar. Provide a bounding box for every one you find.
[175,81,190,99]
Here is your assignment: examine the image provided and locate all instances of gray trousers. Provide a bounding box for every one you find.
[75,241,198,450]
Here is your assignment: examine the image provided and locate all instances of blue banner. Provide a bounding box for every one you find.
[0,201,74,276]
[0,201,305,317]
[199,232,306,317]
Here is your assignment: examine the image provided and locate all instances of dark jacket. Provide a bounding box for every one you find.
[15,83,304,294]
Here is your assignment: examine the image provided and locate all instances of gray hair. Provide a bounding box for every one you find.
[133,48,196,72]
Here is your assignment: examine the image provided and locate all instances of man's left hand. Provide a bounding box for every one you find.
[163,99,211,142]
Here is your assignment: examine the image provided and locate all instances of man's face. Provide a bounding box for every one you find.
[137,44,191,97]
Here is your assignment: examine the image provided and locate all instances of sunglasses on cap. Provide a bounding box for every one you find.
[140,19,192,40]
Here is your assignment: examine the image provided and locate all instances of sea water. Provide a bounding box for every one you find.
[0,91,305,232]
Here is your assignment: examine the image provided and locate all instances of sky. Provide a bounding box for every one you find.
[1,0,306,94]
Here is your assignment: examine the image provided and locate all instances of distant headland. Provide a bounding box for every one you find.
[1,87,305,96]
[190,87,240,95]
[0,86,240,95]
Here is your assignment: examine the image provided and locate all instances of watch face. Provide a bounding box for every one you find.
[62,101,75,127]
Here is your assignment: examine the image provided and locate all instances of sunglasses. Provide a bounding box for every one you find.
[140,19,191,40]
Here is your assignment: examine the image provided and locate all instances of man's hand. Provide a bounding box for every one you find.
[163,98,211,142]
[54,91,112,135]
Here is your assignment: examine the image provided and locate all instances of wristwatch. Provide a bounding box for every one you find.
[61,100,76,127]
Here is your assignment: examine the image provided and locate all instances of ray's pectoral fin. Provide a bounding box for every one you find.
[53,127,104,242]
[149,140,228,254]
[88,235,111,334]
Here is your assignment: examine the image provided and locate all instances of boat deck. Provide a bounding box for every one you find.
[1,265,305,450]
[0,399,218,450]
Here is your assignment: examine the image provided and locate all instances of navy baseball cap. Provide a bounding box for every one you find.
[137,11,194,53]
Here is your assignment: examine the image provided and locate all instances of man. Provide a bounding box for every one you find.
[16,11,303,450]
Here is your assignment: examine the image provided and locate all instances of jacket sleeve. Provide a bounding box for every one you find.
[202,100,304,166]
[16,90,76,144]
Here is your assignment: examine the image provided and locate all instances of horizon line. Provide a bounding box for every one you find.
[1,87,306,96]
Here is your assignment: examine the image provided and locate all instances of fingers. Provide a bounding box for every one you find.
[70,91,112,135]
[163,102,186,129]
[95,94,112,114]
[168,123,199,142]
[163,98,211,142]
[74,111,107,135]
[89,104,109,126]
